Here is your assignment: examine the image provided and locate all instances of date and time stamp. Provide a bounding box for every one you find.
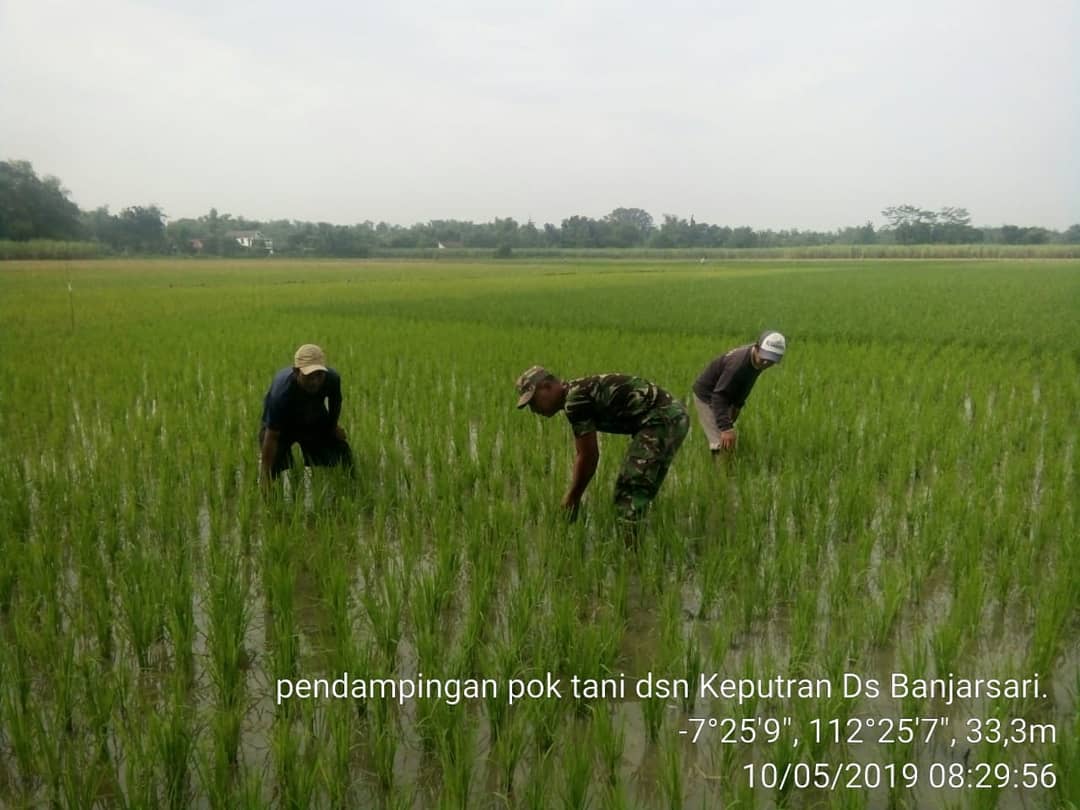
[676,715,1061,791]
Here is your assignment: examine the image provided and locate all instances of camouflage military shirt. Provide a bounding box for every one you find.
[564,374,676,437]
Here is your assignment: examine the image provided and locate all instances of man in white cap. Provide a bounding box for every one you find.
[259,343,352,488]
[692,331,786,454]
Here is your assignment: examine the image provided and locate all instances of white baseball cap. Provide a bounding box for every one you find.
[756,331,786,362]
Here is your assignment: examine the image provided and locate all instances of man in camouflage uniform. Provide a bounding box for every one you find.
[516,367,689,525]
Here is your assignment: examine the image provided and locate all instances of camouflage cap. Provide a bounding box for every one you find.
[515,365,555,409]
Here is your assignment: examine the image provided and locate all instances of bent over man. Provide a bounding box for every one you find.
[259,344,353,488]
[692,331,785,454]
[516,367,689,525]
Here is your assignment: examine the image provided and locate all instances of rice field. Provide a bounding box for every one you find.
[0,257,1077,809]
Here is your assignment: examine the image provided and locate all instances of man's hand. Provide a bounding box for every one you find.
[334,424,347,441]
[260,428,280,495]
[719,429,737,451]
[561,494,581,523]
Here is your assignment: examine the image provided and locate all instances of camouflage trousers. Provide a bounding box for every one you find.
[613,401,690,522]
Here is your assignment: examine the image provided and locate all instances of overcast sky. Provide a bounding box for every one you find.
[2,0,1077,229]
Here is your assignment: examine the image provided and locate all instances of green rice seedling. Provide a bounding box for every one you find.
[75,656,120,786]
[206,704,244,801]
[931,567,984,678]
[491,705,530,795]
[272,710,319,810]
[680,630,703,715]
[609,556,630,626]
[657,733,684,810]
[597,782,629,810]
[359,567,404,670]
[563,621,621,718]
[1050,673,1079,807]
[36,703,66,806]
[317,549,358,676]
[46,631,77,741]
[234,768,268,810]
[504,568,543,665]
[640,689,666,745]
[788,577,818,675]
[482,643,513,746]
[459,560,498,674]
[152,683,195,810]
[559,724,594,810]
[868,557,908,648]
[367,686,399,796]
[166,548,196,688]
[413,568,447,653]
[1027,560,1077,679]
[321,699,355,809]
[120,701,160,809]
[56,741,108,810]
[589,701,624,788]
[271,589,300,688]
[520,749,554,810]
[434,703,476,809]
[0,471,29,614]
[529,693,565,755]
[833,785,869,810]
[206,543,251,769]
[694,539,725,620]
[412,688,441,756]
[2,633,39,791]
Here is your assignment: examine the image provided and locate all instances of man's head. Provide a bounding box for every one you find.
[752,331,786,370]
[293,344,328,393]
[515,365,564,417]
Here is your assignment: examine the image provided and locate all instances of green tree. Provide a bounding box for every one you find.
[933,207,979,243]
[117,205,166,253]
[560,215,605,248]
[82,206,121,247]
[604,207,654,247]
[0,160,83,240]
[882,205,936,244]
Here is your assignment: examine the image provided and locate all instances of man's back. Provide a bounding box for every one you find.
[564,374,673,436]
[693,345,761,407]
[262,367,341,432]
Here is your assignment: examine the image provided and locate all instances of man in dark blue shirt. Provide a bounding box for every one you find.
[259,344,352,487]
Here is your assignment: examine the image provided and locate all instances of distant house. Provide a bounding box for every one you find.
[225,229,274,254]
[189,238,204,252]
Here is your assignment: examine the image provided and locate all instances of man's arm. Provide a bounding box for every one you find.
[709,351,741,432]
[710,390,735,432]
[562,431,599,513]
[260,428,281,489]
[710,387,740,451]
[327,376,345,439]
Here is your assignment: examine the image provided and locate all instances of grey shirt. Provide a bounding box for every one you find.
[692,345,762,431]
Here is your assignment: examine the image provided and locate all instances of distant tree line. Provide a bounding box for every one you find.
[3,160,1079,257]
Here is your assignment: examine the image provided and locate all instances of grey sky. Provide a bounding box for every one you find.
[2,0,1077,229]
